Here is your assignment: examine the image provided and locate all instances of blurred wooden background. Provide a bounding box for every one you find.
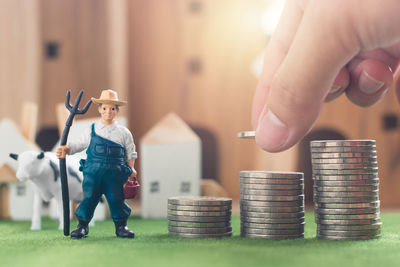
[1,0,400,207]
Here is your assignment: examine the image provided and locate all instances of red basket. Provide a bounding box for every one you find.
[124,178,140,199]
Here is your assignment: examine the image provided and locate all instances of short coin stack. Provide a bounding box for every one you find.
[167,196,232,238]
[311,140,381,240]
[239,171,305,239]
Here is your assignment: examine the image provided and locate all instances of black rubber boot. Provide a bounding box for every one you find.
[71,221,89,239]
[115,221,135,239]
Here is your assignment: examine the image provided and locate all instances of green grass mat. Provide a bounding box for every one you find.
[1,213,400,267]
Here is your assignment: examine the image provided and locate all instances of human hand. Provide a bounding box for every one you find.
[56,145,70,158]
[252,0,400,152]
[128,168,137,181]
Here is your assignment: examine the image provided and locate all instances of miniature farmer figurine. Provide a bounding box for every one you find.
[56,89,137,239]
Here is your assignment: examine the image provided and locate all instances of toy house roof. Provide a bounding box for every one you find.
[141,113,200,144]
[0,118,39,169]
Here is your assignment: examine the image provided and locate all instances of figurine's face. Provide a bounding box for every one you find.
[98,104,119,125]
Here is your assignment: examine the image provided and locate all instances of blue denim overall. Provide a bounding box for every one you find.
[76,123,132,223]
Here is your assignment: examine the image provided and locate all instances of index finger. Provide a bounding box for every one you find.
[251,1,305,129]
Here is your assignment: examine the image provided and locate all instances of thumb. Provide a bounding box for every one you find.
[255,2,358,152]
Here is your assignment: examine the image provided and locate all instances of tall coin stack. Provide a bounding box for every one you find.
[239,171,305,239]
[167,196,232,238]
[311,140,381,240]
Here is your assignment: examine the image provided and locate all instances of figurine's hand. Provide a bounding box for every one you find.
[252,0,400,153]
[128,168,137,181]
[56,145,70,159]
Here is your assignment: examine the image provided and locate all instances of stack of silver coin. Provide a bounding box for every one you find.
[311,140,381,240]
[167,196,232,238]
[239,171,305,239]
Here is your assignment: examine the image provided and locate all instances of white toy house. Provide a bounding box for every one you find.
[0,118,39,220]
[140,113,201,218]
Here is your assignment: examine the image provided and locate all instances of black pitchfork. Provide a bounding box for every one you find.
[59,90,91,236]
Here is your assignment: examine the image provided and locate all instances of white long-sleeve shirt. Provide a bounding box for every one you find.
[68,120,137,161]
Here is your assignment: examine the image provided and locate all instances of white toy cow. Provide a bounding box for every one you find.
[9,151,99,230]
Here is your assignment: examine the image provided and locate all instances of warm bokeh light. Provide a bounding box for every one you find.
[262,0,285,35]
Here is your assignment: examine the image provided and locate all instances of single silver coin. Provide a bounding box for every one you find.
[167,215,231,222]
[239,171,303,179]
[313,192,379,198]
[313,177,379,182]
[240,188,303,196]
[237,131,255,139]
[317,232,380,239]
[315,218,381,225]
[313,191,379,198]
[314,179,379,186]
[168,196,232,206]
[317,229,381,238]
[317,228,381,236]
[241,227,304,236]
[312,162,379,170]
[313,185,379,192]
[169,231,232,238]
[315,213,380,220]
[241,216,305,224]
[317,222,381,231]
[313,174,379,181]
[168,204,231,212]
[240,227,303,235]
[241,221,305,230]
[313,190,379,198]
[315,201,380,209]
[168,226,232,234]
[315,207,380,215]
[240,205,304,213]
[310,140,376,147]
[240,199,304,207]
[312,163,379,171]
[313,193,379,200]
[317,234,380,240]
[240,177,304,185]
[311,157,377,164]
[240,211,305,219]
[312,168,378,175]
[310,146,376,153]
[241,232,304,239]
[240,194,304,202]
[311,152,377,159]
[167,210,232,217]
[313,196,379,203]
[240,183,303,190]
[311,145,377,151]
[168,220,231,228]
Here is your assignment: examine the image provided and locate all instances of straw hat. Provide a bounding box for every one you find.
[91,89,127,106]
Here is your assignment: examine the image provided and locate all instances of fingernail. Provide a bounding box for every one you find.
[257,104,268,127]
[330,85,342,94]
[359,71,385,95]
[256,109,288,151]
